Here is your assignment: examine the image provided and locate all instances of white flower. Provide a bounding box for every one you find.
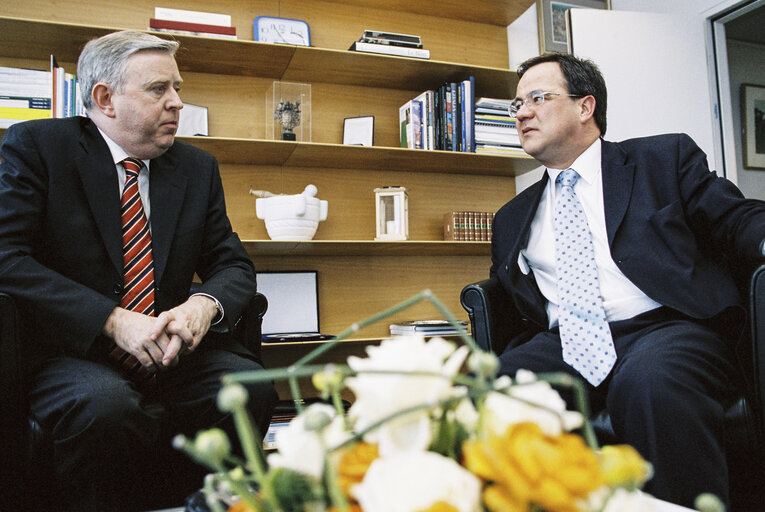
[266,403,351,479]
[481,370,584,437]
[352,451,481,512]
[345,336,469,455]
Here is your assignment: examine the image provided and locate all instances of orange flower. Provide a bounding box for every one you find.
[416,502,460,512]
[598,444,652,490]
[463,422,603,512]
[336,441,380,498]
[228,502,255,512]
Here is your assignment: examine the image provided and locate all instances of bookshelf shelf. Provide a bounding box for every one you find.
[242,240,491,257]
[0,16,518,98]
[179,136,536,176]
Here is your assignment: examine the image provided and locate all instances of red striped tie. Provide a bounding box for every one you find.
[109,157,157,389]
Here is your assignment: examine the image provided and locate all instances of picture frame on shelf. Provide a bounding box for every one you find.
[742,84,765,170]
[537,0,610,54]
[343,116,374,146]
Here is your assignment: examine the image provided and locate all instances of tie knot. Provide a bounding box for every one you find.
[557,168,579,188]
[123,158,143,177]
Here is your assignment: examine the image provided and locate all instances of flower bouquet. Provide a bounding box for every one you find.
[175,290,658,512]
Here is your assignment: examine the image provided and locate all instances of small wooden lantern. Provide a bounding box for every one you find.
[374,187,409,241]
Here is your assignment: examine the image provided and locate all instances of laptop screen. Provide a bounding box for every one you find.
[256,271,319,335]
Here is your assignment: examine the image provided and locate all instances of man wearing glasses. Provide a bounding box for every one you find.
[490,52,765,509]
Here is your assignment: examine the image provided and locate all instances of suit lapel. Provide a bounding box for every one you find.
[601,140,635,246]
[75,121,123,275]
[148,148,188,286]
[505,175,549,326]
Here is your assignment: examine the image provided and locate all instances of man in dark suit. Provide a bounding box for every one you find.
[0,31,277,511]
[490,53,765,508]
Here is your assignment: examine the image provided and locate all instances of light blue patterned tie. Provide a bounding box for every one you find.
[554,168,615,386]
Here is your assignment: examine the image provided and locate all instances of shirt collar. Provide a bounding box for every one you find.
[545,138,601,185]
[97,127,150,170]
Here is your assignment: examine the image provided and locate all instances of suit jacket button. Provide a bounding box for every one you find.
[113,284,122,295]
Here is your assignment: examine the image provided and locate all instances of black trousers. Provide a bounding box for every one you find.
[28,343,278,512]
[497,307,739,509]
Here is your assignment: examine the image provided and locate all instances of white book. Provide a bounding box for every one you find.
[149,27,237,40]
[154,7,231,27]
[350,41,429,59]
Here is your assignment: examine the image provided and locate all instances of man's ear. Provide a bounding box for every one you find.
[91,83,116,118]
[579,95,596,124]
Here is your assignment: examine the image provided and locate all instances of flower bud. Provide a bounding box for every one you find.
[695,493,725,512]
[217,382,249,412]
[194,428,231,465]
[467,350,499,378]
[303,409,332,431]
[312,364,344,393]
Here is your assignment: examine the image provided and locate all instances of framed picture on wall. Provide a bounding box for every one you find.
[537,0,611,54]
[742,84,765,170]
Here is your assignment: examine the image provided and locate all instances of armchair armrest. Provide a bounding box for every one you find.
[233,292,267,364]
[460,277,519,355]
[750,264,765,447]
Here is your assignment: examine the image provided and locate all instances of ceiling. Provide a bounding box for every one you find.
[725,3,765,46]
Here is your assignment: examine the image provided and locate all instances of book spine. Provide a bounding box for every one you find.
[412,99,423,149]
[450,83,459,152]
[349,42,430,59]
[399,101,410,148]
[150,27,237,39]
[445,84,453,151]
[149,18,237,35]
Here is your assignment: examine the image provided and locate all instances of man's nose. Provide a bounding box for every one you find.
[515,102,532,120]
[167,89,183,110]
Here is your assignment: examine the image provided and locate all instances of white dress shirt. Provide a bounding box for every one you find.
[519,138,661,328]
[99,129,152,223]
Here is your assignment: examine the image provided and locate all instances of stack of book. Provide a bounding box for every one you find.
[1,57,83,129]
[149,7,237,40]
[443,211,495,241]
[349,30,429,59]
[474,97,525,156]
[389,320,468,337]
[399,76,475,152]
[0,67,52,128]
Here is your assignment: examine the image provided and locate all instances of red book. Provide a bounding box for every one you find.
[149,18,236,36]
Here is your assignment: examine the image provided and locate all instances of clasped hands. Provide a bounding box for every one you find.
[103,295,219,371]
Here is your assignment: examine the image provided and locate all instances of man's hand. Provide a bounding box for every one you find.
[150,295,218,361]
[102,307,175,370]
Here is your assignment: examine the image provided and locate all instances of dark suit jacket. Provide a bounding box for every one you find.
[490,133,765,345]
[0,116,256,368]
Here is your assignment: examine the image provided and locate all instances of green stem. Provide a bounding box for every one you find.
[233,406,266,482]
[176,436,261,512]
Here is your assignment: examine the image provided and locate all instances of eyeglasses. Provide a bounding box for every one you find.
[508,90,583,117]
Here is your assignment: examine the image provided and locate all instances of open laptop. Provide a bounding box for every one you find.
[256,270,333,342]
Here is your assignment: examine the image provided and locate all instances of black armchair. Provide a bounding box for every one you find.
[0,290,268,510]
[461,264,765,510]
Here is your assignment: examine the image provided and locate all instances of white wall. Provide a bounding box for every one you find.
[510,0,732,192]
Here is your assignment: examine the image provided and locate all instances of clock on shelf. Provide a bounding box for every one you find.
[253,16,311,46]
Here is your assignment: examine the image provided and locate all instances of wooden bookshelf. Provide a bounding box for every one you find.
[0,1,536,395]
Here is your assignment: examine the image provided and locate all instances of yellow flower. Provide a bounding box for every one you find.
[463,422,603,512]
[336,441,379,498]
[598,445,652,490]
